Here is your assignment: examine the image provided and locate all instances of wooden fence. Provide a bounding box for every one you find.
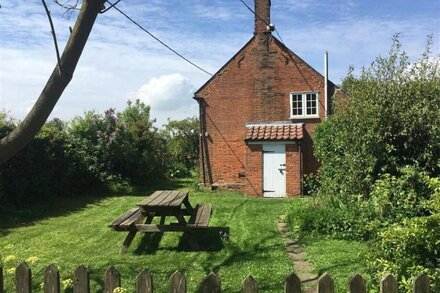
[1,262,432,293]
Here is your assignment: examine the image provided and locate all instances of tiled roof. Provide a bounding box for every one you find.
[244,123,304,141]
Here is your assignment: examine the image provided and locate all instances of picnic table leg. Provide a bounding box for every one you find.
[119,230,137,255]
[119,215,153,255]
[183,198,195,214]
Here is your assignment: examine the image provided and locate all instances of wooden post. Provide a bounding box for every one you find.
[15,262,31,293]
[317,273,334,293]
[201,272,221,293]
[0,266,3,293]
[241,275,258,293]
[44,265,60,293]
[104,267,121,293]
[380,274,397,293]
[136,269,153,293]
[284,273,301,293]
[74,265,90,293]
[349,274,366,293]
[413,274,430,293]
[169,271,186,293]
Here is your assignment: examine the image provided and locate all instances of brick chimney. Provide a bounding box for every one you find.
[254,0,271,35]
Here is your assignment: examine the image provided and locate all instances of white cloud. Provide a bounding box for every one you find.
[135,74,198,125]
[137,74,196,111]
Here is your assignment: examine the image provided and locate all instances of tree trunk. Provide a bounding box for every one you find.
[0,0,105,164]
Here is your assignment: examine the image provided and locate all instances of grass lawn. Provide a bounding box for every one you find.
[303,236,371,292]
[287,198,371,292]
[0,187,293,292]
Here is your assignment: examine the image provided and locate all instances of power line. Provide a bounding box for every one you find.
[238,0,286,45]
[106,0,213,76]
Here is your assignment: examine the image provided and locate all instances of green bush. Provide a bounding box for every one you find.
[287,37,440,290]
[0,100,173,206]
[286,196,374,240]
[368,214,440,292]
[314,35,440,199]
[367,167,434,227]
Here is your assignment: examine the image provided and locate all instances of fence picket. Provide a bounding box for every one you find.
[74,265,90,293]
[317,273,334,293]
[201,272,221,293]
[380,274,397,293]
[349,273,366,293]
[15,262,31,293]
[44,265,60,293]
[284,272,301,293]
[0,264,433,293]
[413,273,430,293]
[0,266,3,293]
[104,266,121,293]
[169,271,186,293]
[241,275,258,293]
[136,269,153,293]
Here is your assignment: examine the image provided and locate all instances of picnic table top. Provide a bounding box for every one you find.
[136,190,189,208]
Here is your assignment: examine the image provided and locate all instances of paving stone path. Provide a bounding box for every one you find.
[277,222,318,293]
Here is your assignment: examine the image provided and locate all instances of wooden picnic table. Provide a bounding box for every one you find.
[109,190,212,254]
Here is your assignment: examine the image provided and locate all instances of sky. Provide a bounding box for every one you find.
[0,0,439,127]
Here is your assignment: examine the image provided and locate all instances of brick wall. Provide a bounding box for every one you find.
[195,34,335,196]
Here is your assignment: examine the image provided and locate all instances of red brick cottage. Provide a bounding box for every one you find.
[194,0,337,197]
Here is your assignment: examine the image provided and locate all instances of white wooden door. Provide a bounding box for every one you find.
[263,144,286,197]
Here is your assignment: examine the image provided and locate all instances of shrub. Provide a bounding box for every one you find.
[286,196,374,240]
[368,214,440,292]
[314,35,440,199]
[367,167,434,227]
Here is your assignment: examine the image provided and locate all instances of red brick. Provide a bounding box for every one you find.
[195,29,335,196]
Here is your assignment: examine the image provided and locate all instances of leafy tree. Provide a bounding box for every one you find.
[161,117,199,178]
[314,35,440,198]
[115,99,167,183]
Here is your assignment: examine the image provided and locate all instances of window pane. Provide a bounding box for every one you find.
[305,93,317,116]
[292,94,302,116]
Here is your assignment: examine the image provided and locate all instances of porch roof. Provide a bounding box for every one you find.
[244,122,304,141]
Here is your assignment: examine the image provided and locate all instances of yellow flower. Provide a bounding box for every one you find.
[25,256,39,265]
[6,268,15,275]
[3,255,16,263]
[62,279,74,290]
[113,287,127,293]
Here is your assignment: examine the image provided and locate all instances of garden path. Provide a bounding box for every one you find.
[277,222,318,293]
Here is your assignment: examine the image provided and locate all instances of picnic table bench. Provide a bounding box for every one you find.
[109,190,212,254]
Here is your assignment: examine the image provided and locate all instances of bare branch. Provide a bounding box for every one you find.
[54,0,80,18]
[41,0,62,74]
[100,0,121,14]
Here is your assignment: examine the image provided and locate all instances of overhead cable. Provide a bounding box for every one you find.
[106,0,213,76]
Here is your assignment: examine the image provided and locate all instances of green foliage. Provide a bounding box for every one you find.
[315,35,440,198]
[1,119,75,206]
[367,167,434,227]
[286,196,373,241]
[161,117,199,178]
[368,214,440,292]
[0,100,188,207]
[287,36,440,291]
[302,173,320,196]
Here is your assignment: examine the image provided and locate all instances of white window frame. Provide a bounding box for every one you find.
[290,92,319,119]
